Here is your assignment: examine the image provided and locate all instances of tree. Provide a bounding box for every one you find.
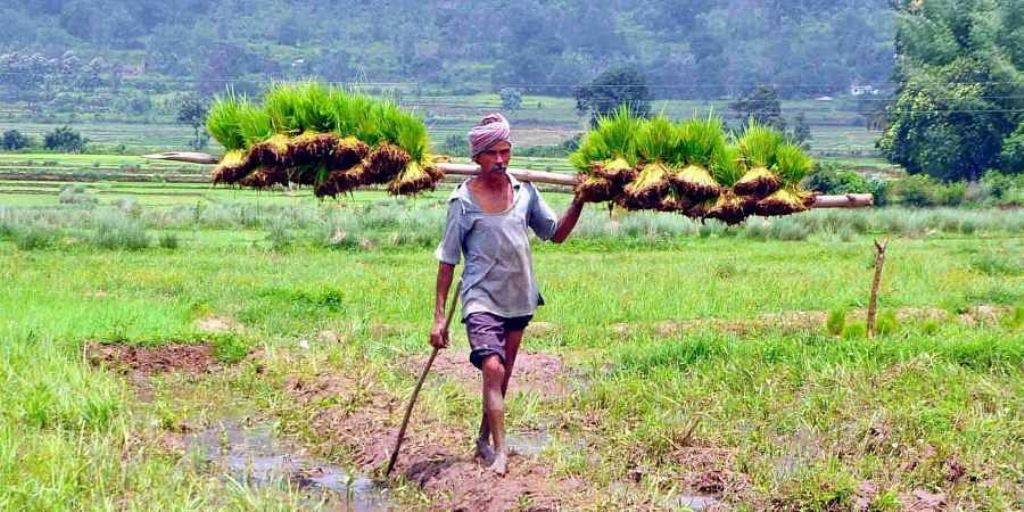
[879,0,1023,182]
[177,95,209,150]
[2,129,31,151]
[791,113,812,147]
[730,85,786,131]
[1000,123,1024,173]
[500,88,522,114]
[44,126,86,152]
[575,65,651,126]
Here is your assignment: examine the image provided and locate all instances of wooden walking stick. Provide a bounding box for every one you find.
[385,280,461,477]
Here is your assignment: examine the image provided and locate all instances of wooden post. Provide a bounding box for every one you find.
[866,238,889,339]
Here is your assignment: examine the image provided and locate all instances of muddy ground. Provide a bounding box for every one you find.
[286,371,587,511]
[86,342,219,375]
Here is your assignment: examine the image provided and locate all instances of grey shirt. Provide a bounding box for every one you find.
[435,174,559,320]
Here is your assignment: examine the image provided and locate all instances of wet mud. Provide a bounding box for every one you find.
[286,374,583,511]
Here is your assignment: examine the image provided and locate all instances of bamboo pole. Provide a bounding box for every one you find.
[142,152,875,209]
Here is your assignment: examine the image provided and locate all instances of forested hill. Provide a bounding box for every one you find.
[3,0,893,98]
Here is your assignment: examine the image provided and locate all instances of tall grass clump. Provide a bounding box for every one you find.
[91,212,150,250]
[826,308,847,336]
[57,184,98,205]
[12,224,62,250]
[158,232,180,249]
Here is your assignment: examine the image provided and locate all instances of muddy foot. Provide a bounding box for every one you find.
[475,438,495,464]
[488,452,508,476]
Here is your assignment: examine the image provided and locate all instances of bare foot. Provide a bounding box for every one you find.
[488,451,508,476]
[475,438,495,463]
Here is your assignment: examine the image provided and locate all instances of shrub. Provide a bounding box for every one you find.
[888,174,938,207]
[981,170,1024,205]
[43,126,87,152]
[2,129,31,150]
[802,164,873,194]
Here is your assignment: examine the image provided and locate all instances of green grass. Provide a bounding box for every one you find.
[2,230,1023,507]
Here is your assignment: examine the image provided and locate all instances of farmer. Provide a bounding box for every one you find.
[430,113,585,475]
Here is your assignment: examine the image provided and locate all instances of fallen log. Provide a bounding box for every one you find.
[142,152,874,209]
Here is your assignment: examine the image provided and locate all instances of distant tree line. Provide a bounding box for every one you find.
[2,0,893,103]
[2,127,86,152]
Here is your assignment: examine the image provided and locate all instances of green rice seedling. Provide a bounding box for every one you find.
[621,115,676,210]
[755,143,816,216]
[263,83,304,134]
[775,143,814,184]
[237,105,275,147]
[206,93,248,151]
[827,308,847,336]
[570,107,640,203]
[336,102,413,188]
[734,121,783,197]
[693,144,749,223]
[379,109,442,194]
[671,114,725,203]
[292,82,335,133]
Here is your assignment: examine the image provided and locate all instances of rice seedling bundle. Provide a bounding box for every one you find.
[620,115,676,210]
[569,106,639,203]
[205,82,441,197]
[568,113,816,224]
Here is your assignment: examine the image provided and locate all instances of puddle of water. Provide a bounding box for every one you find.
[507,429,551,457]
[676,494,720,511]
[186,415,390,510]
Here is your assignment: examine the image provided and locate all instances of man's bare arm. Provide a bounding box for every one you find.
[551,196,585,244]
[430,262,456,348]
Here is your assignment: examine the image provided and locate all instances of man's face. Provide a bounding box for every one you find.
[474,141,512,173]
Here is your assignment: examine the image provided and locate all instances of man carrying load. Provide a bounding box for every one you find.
[430,113,585,475]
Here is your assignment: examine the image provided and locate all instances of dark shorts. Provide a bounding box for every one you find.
[464,312,532,369]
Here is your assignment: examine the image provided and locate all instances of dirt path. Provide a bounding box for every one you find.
[286,366,584,511]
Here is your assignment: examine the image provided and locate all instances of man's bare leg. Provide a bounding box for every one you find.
[475,406,494,462]
[476,330,524,453]
[480,355,508,475]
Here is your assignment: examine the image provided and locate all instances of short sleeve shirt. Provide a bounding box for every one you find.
[434,174,559,319]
